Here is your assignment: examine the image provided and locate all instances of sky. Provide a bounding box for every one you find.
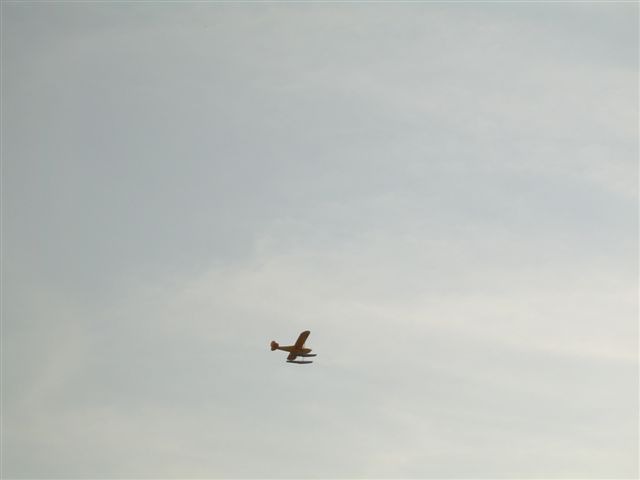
[2,2,638,478]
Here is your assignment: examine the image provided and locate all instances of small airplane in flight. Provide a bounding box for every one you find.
[271,330,316,364]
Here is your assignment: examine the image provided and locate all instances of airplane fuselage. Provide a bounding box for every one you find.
[275,346,312,355]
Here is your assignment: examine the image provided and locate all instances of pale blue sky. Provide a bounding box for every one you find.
[3,2,638,478]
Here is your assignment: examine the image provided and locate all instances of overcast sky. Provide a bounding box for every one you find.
[2,2,638,478]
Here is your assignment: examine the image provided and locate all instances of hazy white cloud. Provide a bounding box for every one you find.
[3,2,637,478]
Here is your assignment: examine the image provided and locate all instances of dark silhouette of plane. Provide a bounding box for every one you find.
[270,330,316,364]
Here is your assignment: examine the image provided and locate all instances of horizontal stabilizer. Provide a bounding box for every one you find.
[287,360,313,364]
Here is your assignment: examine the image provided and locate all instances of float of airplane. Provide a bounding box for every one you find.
[270,330,316,364]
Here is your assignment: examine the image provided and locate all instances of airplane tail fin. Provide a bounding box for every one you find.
[270,341,279,351]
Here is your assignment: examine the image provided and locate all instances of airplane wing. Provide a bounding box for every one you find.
[294,330,310,349]
[287,351,298,361]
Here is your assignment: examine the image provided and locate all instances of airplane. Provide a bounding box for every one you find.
[270,330,317,364]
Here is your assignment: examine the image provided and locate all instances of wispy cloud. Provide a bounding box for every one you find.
[4,2,637,478]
